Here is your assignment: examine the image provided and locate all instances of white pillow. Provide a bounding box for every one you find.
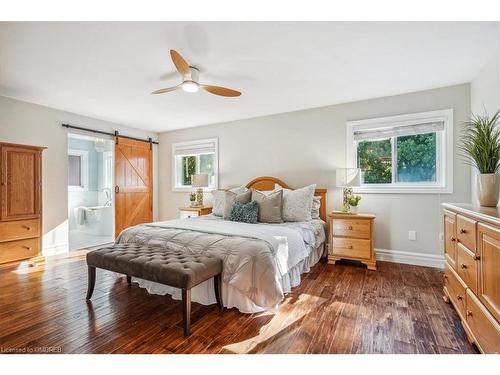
[276,184,316,222]
[211,186,248,217]
[311,196,322,220]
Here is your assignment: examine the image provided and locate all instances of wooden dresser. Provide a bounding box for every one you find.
[0,142,45,264]
[442,203,500,353]
[327,212,376,270]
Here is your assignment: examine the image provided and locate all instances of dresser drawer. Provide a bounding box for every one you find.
[457,214,477,252]
[466,289,500,353]
[333,218,370,239]
[444,262,467,318]
[331,237,371,259]
[0,219,40,242]
[457,242,478,294]
[0,238,40,264]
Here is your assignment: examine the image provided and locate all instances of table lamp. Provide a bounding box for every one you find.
[336,168,361,212]
[191,174,208,206]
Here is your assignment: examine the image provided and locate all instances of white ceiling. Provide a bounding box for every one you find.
[0,22,498,133]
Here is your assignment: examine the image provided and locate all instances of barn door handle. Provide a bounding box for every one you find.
[115,186,120,193]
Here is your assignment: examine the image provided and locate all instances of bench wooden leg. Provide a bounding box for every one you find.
[182,288,191,337]
[86,266,96,300]
[214,274,223,310]
[126,275,131,284]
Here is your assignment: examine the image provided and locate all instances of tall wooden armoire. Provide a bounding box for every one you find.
[0,142,45,264]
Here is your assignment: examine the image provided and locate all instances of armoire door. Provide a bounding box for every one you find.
[114,137,152,237]
[1,145,41,221]
[477,222,500,322]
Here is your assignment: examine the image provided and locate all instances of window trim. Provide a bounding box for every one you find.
[171,138,219,192]
[346,109,453,194]
[68,149,89,192]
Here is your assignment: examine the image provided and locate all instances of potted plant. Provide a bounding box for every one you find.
[460,110,500,207]
[189,191,197,207]
[346,194,362,214]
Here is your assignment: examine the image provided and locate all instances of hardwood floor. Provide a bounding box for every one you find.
[0,253,478,354]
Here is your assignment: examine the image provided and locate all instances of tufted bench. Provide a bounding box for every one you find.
[85,243,223,336]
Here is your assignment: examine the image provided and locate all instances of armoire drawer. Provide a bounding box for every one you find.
[0,219,40,242]
[0,238,40,264]
[444,262,466,318]
[466,289,500,354]
[457,242,478,294]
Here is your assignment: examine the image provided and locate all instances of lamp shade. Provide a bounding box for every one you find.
[191,173,209,188]
[336,168,361,188]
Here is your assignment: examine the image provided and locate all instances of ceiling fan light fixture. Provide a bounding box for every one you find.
[182,81,199,93]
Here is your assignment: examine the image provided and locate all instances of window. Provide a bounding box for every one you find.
[346,109,453,193]
[68,149,89,191]
[172,138,218,191]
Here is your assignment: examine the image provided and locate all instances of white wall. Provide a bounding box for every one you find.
[158,84,471,266]
[470,23,500,205]
[0,95,159,255]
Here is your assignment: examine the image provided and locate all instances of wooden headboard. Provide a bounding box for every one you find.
[245,176,328,221]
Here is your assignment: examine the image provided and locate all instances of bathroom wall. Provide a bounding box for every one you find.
[67,136,114,232]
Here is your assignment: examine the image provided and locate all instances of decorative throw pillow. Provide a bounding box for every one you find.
[277,184,316,222]
[311,196,322,220]
[223,190,252,219]
[211,190,226,216]
[229,200,258,224]
[211,186,248,217]
[251,189,283,223]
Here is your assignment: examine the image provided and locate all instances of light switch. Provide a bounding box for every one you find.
[408,230,417,241]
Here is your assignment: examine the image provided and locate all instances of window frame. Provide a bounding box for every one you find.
[68,149,89,192]
[171,138,219,192]
[346,109,453,194]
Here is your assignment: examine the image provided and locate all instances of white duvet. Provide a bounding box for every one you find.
[116,215,325,313]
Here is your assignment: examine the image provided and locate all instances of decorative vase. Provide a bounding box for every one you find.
[477,173,500,207]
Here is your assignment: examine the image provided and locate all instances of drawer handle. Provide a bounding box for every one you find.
[22,246,32,250]
[348,226,353,230]
[473,255,480,261]
[466,310,473,317]
[457,295,463,301]
[22,225,33,231]
[460,264,467,269]
[459,228,466,234]
[450,237,456,242]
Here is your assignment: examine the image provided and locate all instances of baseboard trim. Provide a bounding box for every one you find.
[375,248,444,269]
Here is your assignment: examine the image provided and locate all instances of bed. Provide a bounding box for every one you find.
[116,177,328,313]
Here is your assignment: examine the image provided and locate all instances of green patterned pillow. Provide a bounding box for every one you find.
[229,200,259,224]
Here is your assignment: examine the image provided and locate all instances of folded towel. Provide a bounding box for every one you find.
[74,206,87,225]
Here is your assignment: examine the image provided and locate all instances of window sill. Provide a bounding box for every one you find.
[353,186,453,194]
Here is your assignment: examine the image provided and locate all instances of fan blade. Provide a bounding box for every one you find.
[200,84,241,97]
[170,49,191,78]
[151,85,180,94]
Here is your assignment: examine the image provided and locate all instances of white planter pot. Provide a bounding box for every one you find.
[477,173,500,207]
[350,205,358,214]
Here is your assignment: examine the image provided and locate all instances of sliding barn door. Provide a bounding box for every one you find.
[114,137,153,237]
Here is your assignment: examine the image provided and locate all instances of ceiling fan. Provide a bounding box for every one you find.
[151,50,242,97]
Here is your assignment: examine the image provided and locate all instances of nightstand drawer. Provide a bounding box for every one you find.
[180,210,200,219]
[333,218,370,239]
[331,237,371,259]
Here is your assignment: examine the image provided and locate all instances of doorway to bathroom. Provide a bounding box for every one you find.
[67,133,114,251]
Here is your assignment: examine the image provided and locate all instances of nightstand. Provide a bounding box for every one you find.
[178,206,213,219]
[327,211,376,270]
